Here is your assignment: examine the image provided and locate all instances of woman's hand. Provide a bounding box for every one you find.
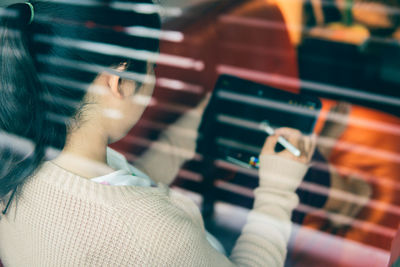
[261,127,316,164]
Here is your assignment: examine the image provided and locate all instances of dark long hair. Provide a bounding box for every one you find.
[0,0,160,211]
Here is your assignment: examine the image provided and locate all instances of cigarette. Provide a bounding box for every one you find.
[259,121,301,157]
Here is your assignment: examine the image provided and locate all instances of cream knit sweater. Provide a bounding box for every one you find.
[0,154,307,266]
[0,106,308,266]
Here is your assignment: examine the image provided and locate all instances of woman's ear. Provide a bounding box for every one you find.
[107,73,123,99]
[106,63,131,99]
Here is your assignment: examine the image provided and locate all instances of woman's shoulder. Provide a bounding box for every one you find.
[27,161,202,222]
[4,163,207,266]
[25,161,169,207]
[15,160,206,244]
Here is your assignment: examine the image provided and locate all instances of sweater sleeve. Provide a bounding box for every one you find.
[119,154,308,266]
[133,105,203,185]
[229,155,308,266]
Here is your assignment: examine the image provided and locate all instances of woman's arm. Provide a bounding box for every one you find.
[168,155,309,266]
[122,129,313,266]
[229,155,308,266]
[228,128,314,266]
[133,95,209,185]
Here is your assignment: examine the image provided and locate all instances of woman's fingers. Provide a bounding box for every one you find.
[261,127,315,164]
[261,134,280,155]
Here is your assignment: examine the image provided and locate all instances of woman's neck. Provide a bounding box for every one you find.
[52,123,115,179]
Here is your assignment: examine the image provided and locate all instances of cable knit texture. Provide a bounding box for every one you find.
[0,154,307,266]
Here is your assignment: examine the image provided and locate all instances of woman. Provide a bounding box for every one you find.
[0,1,315,266]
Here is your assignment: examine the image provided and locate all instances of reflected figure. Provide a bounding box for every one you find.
[317,102,372,231]
[292,99,400,266]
